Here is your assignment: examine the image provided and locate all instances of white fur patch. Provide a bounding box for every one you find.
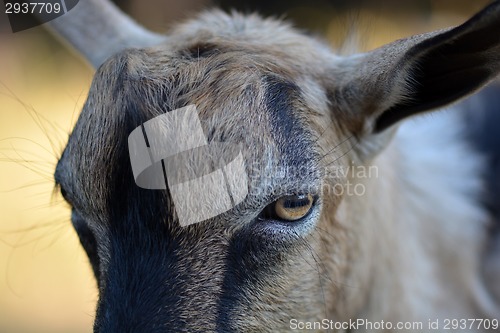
[341,108,500,326]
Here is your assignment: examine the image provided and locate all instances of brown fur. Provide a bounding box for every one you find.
[52,2,500,332]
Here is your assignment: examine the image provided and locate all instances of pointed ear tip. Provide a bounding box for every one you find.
[470,0,500,24]
[486,0,500,13]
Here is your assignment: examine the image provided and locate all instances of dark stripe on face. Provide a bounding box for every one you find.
[216,226,269,332]
[95,134,227,331]
[263,75,316,174]
[83,50,242,332]
[94,208,231,332]
[262,75,322,200]
[93,196,188,332]
[215,77,320,332]
[215,225,254,331]
[215,222,311,331]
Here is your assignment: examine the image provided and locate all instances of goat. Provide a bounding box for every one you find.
[47,0,500,331]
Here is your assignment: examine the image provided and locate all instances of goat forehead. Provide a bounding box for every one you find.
[59,48,325,222]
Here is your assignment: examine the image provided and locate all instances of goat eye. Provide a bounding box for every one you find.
[271,194,314,221]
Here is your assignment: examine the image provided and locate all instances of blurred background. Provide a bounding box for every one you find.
[0,0,492,332]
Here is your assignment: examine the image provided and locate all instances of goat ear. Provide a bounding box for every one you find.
[39,0,166,68]
[336,1,500,136]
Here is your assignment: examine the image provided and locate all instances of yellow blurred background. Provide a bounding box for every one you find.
[0,0,491,332]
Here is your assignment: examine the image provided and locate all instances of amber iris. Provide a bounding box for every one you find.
[274,194,314,221]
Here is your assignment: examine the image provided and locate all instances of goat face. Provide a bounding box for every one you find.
[52,2,500,332]
[56,18,348,330]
